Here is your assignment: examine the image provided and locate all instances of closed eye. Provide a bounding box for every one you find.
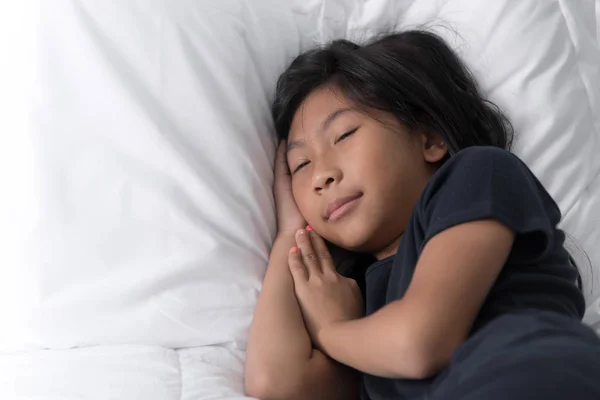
[335,127,358,144]
[293,161,310,174]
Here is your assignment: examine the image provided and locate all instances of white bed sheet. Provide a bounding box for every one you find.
[0,345,253,400]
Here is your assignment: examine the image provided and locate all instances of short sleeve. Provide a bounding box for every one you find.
[419,146,561,263]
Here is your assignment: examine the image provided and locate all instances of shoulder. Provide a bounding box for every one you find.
[426,146,536,193]
[441,146,526,175]
[418,145,561,223]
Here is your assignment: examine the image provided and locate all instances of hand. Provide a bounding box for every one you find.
[274,140,306,235]
[288,227,364,351]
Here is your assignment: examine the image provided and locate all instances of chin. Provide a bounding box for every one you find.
[310,216,377,251]
[326,228,374,253]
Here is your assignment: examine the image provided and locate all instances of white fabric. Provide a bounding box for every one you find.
[1,0,296,353]
[0,345,248,400]
[596,0,600,43]
[1,0,599,398]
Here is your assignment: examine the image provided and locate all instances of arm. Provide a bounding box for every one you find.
[318,219,515,379]
[245,141,359,400]
[245,232,359,399]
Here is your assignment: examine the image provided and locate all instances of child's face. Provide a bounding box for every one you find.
[286,86,447,258]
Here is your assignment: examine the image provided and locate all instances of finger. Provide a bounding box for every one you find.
[295,229,322,275]
[307,227,336,275]
[288,246,308,282]
[274,140,290,178]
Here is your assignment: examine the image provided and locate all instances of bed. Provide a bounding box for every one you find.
[0,0,599,398]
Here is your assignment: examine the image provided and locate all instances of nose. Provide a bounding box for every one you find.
[312,165,342,193]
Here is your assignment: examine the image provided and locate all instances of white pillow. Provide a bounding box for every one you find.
[293,0,600,328]
[596,0,600,43]
[0,0,301,352]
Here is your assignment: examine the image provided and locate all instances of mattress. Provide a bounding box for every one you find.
[0,345,249,400]
[1,0,599,399]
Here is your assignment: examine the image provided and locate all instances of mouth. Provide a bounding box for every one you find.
[324,193,363,222]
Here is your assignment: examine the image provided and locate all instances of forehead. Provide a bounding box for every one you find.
[289,86,353,139]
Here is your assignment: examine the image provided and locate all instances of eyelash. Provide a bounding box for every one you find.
[335,127,358,144]
[292,128,359,174]
[293,161,309,174]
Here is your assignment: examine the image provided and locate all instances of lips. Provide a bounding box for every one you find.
[324,193,363,221]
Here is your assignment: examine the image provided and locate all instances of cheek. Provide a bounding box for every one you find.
[346,146,390,184]
[292,180,329,233]
[292,178,315,216]
[352,132,397,168]
[353,144,415,202]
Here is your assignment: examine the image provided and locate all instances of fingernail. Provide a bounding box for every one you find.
[306,225,313,231]
[290,246,298,253]
[296,229,304,236]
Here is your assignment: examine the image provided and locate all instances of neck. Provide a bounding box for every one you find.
[373,234,402,260]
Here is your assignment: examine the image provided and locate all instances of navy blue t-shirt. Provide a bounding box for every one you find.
[361,146,588,400]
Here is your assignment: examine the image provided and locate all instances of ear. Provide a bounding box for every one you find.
[421,133,448,163]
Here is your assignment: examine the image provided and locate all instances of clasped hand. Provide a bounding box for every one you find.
[288,227,364,351]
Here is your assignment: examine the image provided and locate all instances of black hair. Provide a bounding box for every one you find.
[272,30,513,155]
[272,30,586,292]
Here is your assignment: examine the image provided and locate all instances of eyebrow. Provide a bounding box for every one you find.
[286,107,355,154]
[321,107,354,133]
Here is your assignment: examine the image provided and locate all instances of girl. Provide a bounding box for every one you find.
[245,30,600,400]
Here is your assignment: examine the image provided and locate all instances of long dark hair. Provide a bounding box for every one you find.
[272,30,513,155]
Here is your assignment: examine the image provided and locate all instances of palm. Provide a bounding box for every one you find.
[274,141,306,234]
